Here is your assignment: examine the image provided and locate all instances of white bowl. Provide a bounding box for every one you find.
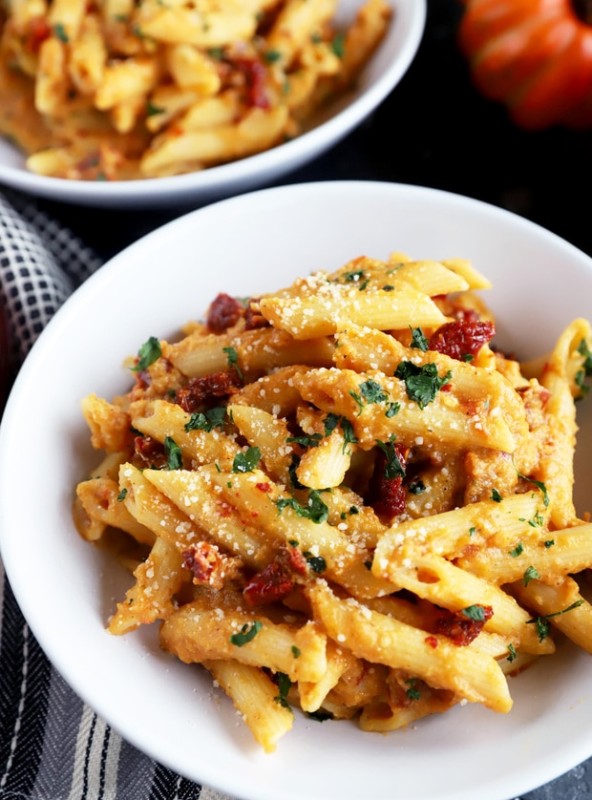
[1,181,592,800]
[0,0,425,209]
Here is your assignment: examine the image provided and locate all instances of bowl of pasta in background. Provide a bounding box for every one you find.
[0,0,425,209]
[1,180,592,800]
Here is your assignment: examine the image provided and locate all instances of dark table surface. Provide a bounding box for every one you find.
[5,0,592,798]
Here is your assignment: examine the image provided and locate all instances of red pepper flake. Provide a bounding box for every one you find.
[255,482,272,492]
[429,320,495,362]
[207,293,243,334]
[433,605,493,646]
[425,635,439,648]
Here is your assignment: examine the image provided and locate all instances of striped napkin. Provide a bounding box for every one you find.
[0,189,231,800]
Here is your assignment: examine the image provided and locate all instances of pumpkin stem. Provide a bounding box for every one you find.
[573,0,592,24]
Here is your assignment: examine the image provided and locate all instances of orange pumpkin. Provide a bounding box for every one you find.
[458,0,592,129]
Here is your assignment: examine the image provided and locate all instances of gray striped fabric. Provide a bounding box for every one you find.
[0,191,232,800]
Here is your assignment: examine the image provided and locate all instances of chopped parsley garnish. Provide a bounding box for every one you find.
[207,46,225,60]
[517,473,549,507]
[275,490,329,524]
[116,487,128,502]
[394,361,452,409]
[575,338,592,396]
[230,621,262,646]
[410,326,429,352]
[274,672,293,710]
[405,679,421,701]
[164,436,183,470]
[304,552,327,573]
[461,605,488,622]
[385,401,400,418]
[146,101,165,117]
[343,269,365,283]
[232,446,261,473]
[506,643,517,663]
[527,600,584,641]
[375,436,405,479]
[184,406,226,432]
[291,646,301,658]
[323,413,340,436]
[469,526,477,537]
[382,284,395,291]
[288,454,305,490]
[331,31,345,58]
[528,511,545,528]
[287,433,323,448]
[349,390,365,414]
[523,565,540,586]
[491,488,502,502]
[223,345,243,380]
[264,49,282,63]
[340,417,358,452]
[544,539,555,549]
[359,379,388,404]
[509,542,524,557]
[53,22,69,42]
[131,336,161,371]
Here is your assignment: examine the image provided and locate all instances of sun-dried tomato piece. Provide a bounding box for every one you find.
[243,545,307,606]
[433,605,493,646]
[367,445,408,522]
[25,16,52,52]
[175,370,241,413]
[244,300,270,330]
[133,435,167,468]
[207,293,243,334]
[182,542,240,590]
[429,320,495,361]
[232,57,270,108]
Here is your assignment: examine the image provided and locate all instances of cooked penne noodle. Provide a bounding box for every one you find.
[72,252,592,751]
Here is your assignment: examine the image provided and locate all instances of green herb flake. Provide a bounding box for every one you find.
[291,645,301,658]
[469,526,477,537]
[232,446,261,473]
[410,326,429,352]
[544,539,555,549]
[207,46,225,60]
[576,338,592,396]
[394,361,452,409]
[509,542,524,557]
[131,336,161,372]
[323,413,340,436]
[528,511,545,528]
[275,490,329,524]
[461,605,487,622]
[523,565,540,586]
[185,406,226,433]
[304,552,327,573]
[385,401,400,418]
[375,436,405,479]
[527,600,584,642]
[359,379,387,405]
[331,31,345,58]
[146,101,165,117]
[405,679,421,701]
[274,672,293,710]
[491,488,503,503]
[518,473,549,507]
[343,269,365,283]
[340,418,358,452]
[230,620,262,646]
[164,436,183,470]
[382,284,395,292]
[223,345,244,381]
[264,49,282,63]
[408,480,426,495]
[53,22,69,42]
[117,487,128,502]
[506,643,517,663]
[287,432,322,448]
[349,390,365,415]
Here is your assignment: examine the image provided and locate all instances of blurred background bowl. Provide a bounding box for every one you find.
[0,0,425,209]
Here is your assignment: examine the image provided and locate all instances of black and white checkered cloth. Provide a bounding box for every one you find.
[0,190,231,800]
